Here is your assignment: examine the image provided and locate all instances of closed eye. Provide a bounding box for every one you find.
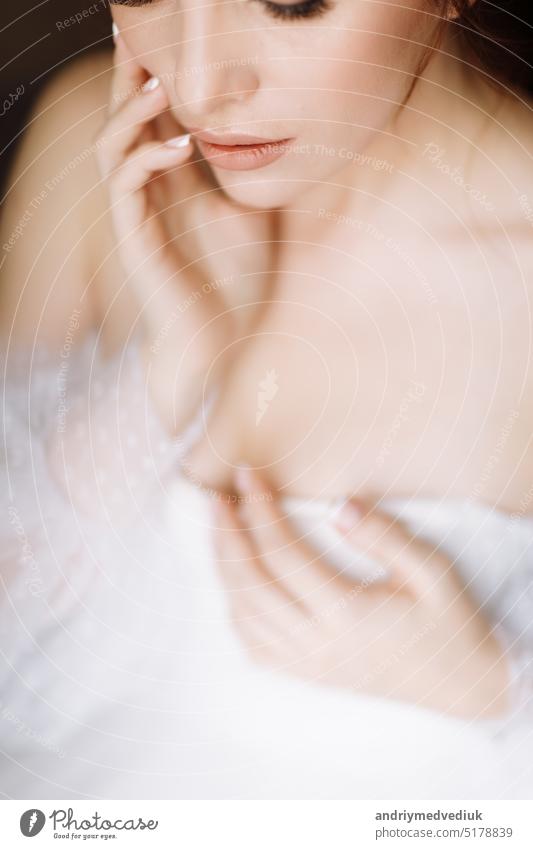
[109,0,333,18]
[255,0,332,20]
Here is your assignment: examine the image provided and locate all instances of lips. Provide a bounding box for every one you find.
[189,128,295,171]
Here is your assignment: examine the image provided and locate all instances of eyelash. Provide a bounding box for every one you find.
[257,0,332,20]
[109,0,332,21]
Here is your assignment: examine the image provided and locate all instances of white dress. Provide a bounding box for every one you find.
[1,332,533,800]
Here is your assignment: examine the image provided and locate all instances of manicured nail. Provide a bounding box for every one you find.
[112,22,120,41]
[336,500,363,533]
[165,133,191,149]
[142,76,160,93]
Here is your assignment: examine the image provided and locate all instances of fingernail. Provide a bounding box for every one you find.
[336,500,363,533]
[142,76,160,93]
[165,133,191,149]
[112,22,120,41]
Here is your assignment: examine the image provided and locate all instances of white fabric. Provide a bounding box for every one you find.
[1,331,533,799]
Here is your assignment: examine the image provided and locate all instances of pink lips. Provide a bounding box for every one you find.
[190,128,294,171]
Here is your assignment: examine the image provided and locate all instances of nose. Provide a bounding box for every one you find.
[170,3,259,121]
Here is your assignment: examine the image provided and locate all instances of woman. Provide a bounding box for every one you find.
[1,0,533,798]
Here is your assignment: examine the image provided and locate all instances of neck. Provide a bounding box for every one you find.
[288,24,504,226]
[393,24,503,157]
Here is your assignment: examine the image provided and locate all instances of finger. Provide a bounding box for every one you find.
[108,138,193,253]
[335,498,457,600]
[97,78,169,178]
[232,594,309,662]
[109,137,193,202]
[230,583,314,669]
[109,37,189,158]
[212,499,265,592]
[215,500,335,652]
[109,30,148,118]
[212,502,308,631]
[214,500,299,607]
[234,467,340,603]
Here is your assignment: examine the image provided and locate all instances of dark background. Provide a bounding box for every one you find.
[0,0,113,196]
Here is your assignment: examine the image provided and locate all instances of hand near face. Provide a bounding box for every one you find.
[212,468,511,719]
[96,30,277,434]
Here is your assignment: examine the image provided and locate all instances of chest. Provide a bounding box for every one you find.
[184,233,533,511]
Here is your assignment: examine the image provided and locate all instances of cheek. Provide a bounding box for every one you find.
[266,4,433,140]
[264,51,395,146]
[268,1,433,102]
[112,13,169,75]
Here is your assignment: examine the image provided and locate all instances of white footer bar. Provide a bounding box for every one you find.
[1,800,532,848]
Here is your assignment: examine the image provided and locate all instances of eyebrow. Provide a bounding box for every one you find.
[109,0,154,6]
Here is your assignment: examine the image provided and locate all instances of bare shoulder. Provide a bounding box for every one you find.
[0,48,124,347]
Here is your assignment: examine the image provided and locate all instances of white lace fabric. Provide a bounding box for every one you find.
[1,331,533,799]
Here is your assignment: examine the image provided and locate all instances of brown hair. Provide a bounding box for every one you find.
[441,0,533,91]
[400,1,533,111]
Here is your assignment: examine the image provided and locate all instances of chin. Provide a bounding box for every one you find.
[211,172,304,210]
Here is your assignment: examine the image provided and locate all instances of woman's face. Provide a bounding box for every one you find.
[112,0,438,209]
